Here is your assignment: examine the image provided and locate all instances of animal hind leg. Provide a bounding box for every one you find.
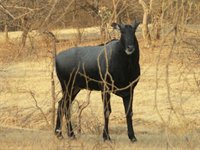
[55,80,68,139]
[64,87,80,138]
[55,80,73,139]
[55,96,65,139]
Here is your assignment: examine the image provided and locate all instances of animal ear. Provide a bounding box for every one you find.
[111,23,121,30]
[132,20,141,31]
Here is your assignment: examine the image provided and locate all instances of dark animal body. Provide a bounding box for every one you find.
[55,21,140,142]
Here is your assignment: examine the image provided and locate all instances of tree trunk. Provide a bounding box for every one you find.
[139,0,151,47]
[50,32,56,129]
[4,21,9,42]
[112,0,118,23]
[43,31,57,129]
[21,17,31,48]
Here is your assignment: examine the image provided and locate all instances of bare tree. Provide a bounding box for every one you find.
[46,31,57,128]
[138,0,152,47]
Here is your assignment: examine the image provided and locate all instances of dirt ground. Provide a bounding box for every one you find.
[0,33,200,149]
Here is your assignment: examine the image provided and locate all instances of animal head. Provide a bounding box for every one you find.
[111,20,140,55]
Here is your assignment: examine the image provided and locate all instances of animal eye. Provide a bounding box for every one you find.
[120,30,125,34]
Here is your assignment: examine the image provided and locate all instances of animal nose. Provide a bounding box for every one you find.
[127,45,134,50]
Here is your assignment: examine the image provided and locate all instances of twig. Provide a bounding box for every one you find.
[29,90,51,128]
[77,91,91,134]
[0,2,15,19]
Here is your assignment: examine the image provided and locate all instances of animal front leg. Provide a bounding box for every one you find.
[123,94,137,143]
[102,92,111,141]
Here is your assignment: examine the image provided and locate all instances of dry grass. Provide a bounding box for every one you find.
[0,28,200,149]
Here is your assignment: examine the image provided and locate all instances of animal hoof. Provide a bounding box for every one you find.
[103,131,111,141]
[55,130,64,140]
[57,135,64,140]
[103,138,112,143]
[68,132,76,140]
[103,135,111,142]
[130,137,137,143]
[69,135,76,140]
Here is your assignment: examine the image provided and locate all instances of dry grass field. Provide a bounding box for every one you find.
[0,28,200,150]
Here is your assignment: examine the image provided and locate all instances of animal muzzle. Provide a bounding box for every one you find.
[125,45,135,55]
